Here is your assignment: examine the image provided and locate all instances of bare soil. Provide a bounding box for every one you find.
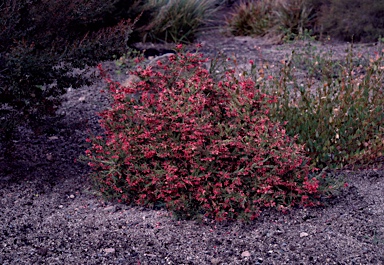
[1,6,384,265]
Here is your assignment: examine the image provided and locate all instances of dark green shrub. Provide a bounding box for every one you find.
[0,0,140,142]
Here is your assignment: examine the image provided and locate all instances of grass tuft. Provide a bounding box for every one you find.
[140,0,220,43]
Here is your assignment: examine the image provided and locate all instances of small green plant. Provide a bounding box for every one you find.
[260,44,384,169]
[83,45,333,221]
[140,0,219,43]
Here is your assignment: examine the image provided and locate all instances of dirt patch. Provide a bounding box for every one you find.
[1,7,384,265]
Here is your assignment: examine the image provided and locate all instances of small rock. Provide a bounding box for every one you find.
[48,136,59,140]
[46,153,53,161]
[241,250,251,257]
[58,205,64,209]
[300,232,309,238]
[78,96,86,102]
[211,258,221,264]
[104,248,115,254]
[104,206,115,212]
[37,247,48,256]
[69,194,75,199]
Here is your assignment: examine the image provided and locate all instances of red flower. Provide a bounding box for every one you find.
[85,46,321,221]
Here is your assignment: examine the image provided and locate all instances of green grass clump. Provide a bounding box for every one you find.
[226,0,315,41]
[139,0,220,43]
[226,0,274,37]
[272,0,315,41]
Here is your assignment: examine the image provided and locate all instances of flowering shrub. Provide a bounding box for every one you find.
[85,45,326,221]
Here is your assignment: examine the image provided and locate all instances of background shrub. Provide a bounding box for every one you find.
[226,0,384,42]
[316,0,384,42]
[84,48,332,221]
[226,0,273,37]
[226,0,316,41]
[138,0,220,43]
[272,0,315,40]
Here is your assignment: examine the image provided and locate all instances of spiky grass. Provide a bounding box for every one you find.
[141,0,219,43]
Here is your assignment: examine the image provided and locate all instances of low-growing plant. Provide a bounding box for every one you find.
[259,44,384,169]
[139,0,219,43]
[84,45,334,221]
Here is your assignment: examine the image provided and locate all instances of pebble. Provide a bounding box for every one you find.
[300,232,309,238]
[104,206,115,212]
[46,153,53,161]
[104,248,115,254]
[241,250,251,257]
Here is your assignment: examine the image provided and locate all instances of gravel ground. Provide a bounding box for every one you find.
[1,5,384,264]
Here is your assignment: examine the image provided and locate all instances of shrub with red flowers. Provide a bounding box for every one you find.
[85,45,325,221]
